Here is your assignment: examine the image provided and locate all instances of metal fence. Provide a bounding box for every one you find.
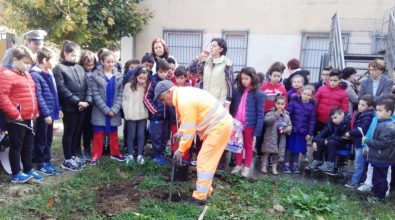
[339,18,384,55]
[163,30,203,66]
[383,7,395,73]
[329,12,346,70]
[222,31,249,72]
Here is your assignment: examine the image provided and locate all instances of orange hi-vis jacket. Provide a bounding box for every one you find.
[172,86,232,153]
[172,86,233,201]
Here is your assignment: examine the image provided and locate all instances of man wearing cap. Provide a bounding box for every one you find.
[155,80,233,205]
[1,30,47,66]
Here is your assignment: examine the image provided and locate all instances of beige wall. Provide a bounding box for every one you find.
[129,0,394,72]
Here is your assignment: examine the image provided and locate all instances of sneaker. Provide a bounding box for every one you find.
[126,155,134,165]
[307,160,322,170]
[318,161,335,172]
[26,170,44,183]
[231,166,242,174]
[38,163,55,176]
[153,156,166,165]
[190,160,197,166]
[82,151,92,162]
[357,184,372,192]
[73,156,86,168]
[241,167,250,178]
[137,155,145,165]
[90,160,98,166]
[111,154,126,162]
[47,163,60,175]
[292,166,300,174]
[367,196,384,204]
[11,171,33,184]
[61,159,81,172]
[345,182,359,189]
[283,164,292,174]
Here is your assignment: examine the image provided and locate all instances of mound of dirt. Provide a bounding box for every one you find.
[95,182,146,216]
[95,177,191,216]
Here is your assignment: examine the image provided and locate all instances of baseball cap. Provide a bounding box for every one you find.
[154,80,174,100]
[24,30,47,45]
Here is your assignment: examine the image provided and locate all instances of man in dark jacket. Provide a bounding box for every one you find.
[309,108,351,173]
[365,99,395,201]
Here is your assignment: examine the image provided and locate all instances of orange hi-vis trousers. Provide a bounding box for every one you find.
[192,114,233,201]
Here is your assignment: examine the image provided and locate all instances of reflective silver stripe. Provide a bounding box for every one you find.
[183,133,195,140]
[197,102,220,130]
[197,172,214,180]
[196,184,210,193]
[201,110,228,137]
[180,123,196,130]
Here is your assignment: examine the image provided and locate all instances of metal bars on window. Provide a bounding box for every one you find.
[163,30,203,66]
[222,31,249,72]
[300,32,330,83]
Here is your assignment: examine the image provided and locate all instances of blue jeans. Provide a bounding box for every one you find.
[149,119,170,158]
[350,148,366,185]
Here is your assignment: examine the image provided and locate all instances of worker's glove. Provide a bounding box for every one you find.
[173,150,183,162]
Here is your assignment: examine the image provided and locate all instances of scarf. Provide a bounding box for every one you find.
[105,75,116,133]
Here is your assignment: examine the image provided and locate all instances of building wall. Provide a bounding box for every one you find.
[130,0,394,73]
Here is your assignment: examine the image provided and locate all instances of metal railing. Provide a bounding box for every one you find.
[329,13,345,70]
[383,7,395,73]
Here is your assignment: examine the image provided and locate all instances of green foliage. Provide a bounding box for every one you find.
[6,0,153,50]
[283,187,344,218]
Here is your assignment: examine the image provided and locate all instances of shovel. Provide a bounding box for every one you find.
[168,159,176,202]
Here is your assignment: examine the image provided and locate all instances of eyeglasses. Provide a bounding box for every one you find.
[369,68,378,72]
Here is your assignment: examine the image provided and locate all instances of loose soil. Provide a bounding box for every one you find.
[94,173,190,216]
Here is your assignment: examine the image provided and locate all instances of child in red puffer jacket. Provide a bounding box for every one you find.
[315,69,349,132]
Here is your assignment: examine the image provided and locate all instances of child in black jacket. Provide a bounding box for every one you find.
[308,107,351,173]
[365,99,395,201]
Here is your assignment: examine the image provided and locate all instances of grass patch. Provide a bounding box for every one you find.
[1,153,395,219]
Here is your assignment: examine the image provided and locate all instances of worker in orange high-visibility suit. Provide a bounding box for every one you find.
[155,80,233,205]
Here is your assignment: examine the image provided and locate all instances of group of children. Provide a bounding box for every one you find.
[229,60,395,202]
[1,37,394,203]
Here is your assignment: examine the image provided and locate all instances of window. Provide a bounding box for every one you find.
[300,32,330,82]
[222,31,249,72]
[163,30,203,66]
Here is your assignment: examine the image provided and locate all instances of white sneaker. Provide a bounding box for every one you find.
[231,166,242,174]
[241,167,250,177]
[126,155,134,164]
[137,155,145,165]
[357,184,372,192]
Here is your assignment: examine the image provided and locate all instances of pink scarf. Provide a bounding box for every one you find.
[235,88,250,126]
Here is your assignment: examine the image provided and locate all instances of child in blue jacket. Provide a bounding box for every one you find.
[285,85,315,174]
[230,67,264,177]
[344,95,375,188]
[143,58,171,165]
[30,47,61,176]
[364,98,395,201]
